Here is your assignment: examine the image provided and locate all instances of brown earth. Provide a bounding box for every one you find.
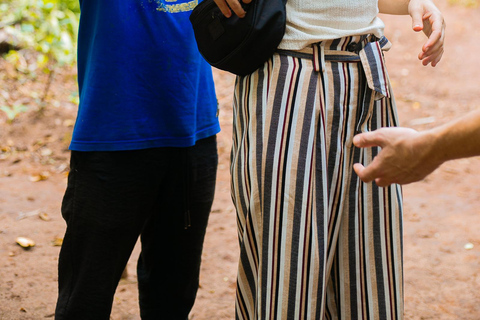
[1,1,480,319]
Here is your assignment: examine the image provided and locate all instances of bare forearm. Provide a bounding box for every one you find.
[378,0,410,14]
[426,109,480,163]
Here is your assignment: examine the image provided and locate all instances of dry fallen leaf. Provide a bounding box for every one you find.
[63,119,75,127]
[52,237,63,247]
[29,172,50,182]
[39,212,51,221]
[16,237,36,248]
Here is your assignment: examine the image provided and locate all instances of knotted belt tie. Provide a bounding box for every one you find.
[278,35,392,101]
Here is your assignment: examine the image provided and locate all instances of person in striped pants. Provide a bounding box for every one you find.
[213,0,446,319]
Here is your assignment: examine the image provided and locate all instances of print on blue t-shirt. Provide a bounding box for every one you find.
[70,0,220,151]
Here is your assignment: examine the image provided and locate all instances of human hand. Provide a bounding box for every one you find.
[352,127,441,187]
[408,0,445,66]
[213,0,252,18]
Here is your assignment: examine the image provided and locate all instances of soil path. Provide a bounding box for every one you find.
[1,1,479,319]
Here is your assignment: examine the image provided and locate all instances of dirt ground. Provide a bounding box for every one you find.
[1,1,480,319]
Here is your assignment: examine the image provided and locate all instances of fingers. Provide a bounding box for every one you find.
[421,12,445,64]
[408,0,445,67]
[353,163,371,182]
[353,130,394,187]
[353,131,385,149]
[423,13,443,47]
[354,162,396,187]
[353,132,383,184]
[419,7,446,66]
[213,0,246,18]
[420,41,444,66]
[228,0,247,17]
[353,161,385,185]
[419,46,444,66]
[213,0,232,17]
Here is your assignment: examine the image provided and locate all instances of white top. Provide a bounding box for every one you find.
[278,0,385,50]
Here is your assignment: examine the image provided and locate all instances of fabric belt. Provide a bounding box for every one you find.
[277,35,392,101]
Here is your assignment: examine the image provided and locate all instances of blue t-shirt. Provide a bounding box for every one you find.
[70,0,220,151]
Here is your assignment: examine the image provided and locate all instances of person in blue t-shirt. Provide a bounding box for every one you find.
[54,1,220,319]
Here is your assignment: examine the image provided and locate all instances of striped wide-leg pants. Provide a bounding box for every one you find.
[230,36,403,320]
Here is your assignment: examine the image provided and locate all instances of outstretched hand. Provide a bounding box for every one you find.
[352,127,441,187]
[408,0,445,66]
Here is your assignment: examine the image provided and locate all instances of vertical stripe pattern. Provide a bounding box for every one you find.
[230,36,403,320]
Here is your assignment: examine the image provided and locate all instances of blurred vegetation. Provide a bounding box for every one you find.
[0,0,80,120]
[0,0,79,71]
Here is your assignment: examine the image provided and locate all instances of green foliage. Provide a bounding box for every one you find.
[0,0,80,72]
[0,0,80,121]
[0,103,28,123]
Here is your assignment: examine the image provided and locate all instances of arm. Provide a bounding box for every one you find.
[379,0,445,66]
[353,109,480,187]
[214,0,445,65]
[378,0,410,14]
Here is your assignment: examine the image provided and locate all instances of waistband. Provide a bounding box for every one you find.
[276,35,392,100]
[277,35,390,60]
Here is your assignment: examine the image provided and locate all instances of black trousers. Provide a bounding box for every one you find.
[55,136,218,320]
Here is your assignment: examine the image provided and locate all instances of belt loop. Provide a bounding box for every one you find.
[313,42,326,72]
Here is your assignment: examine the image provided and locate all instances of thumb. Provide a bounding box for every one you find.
[353,163,366,178]
[353,163,375,183]
[409,2,424,32]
